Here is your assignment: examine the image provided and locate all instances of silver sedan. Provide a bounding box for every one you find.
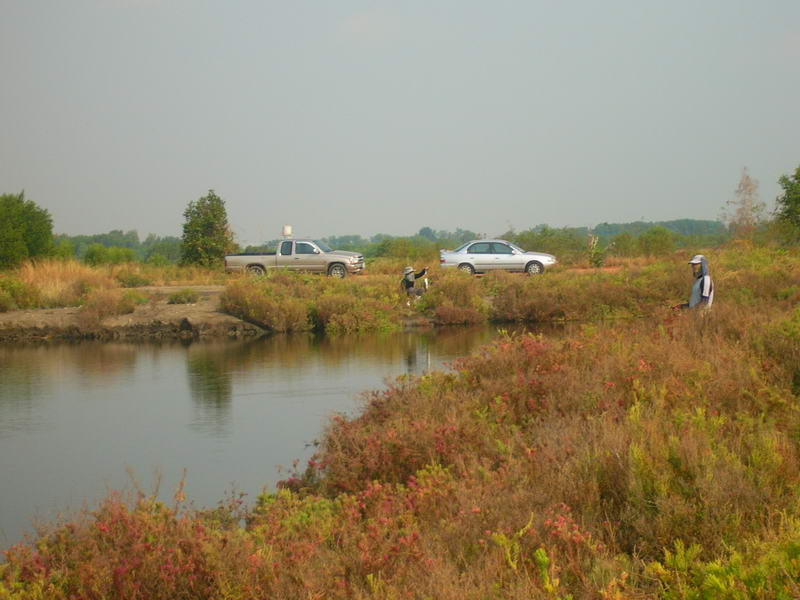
[439,239,557,275]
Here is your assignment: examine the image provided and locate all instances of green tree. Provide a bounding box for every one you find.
[180,190,236,267]
[0,191,54,269]
[417,227,437,242]
[610,232,636,257]
[83,243,109,266]
[53,238,76,260]
[775,165,800,235]
[637,226,675,256]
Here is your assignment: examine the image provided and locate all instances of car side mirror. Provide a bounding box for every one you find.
[313,248,320,254]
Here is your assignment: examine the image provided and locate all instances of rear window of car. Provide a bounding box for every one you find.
[467,242,492,254]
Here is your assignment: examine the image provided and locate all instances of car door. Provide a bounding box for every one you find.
[293,241,326,272]
[276,240,294,269]
[491,242,518,271]
[466,242,494,272]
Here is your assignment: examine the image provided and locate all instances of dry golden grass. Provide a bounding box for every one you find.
[16,259,118,307]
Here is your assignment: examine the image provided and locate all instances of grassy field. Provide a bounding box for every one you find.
[2,248,800,598]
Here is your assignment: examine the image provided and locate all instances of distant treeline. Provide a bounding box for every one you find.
[53,230,182,265]
[315,219,731,261]
[50,219,729,265]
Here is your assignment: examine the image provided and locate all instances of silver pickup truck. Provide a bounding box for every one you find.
[224,239,365,278]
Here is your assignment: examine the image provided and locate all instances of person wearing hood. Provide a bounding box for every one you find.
[676,254,714,309]
[401,266,429,302]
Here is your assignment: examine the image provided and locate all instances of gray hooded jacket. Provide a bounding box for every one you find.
[688,255,714,308]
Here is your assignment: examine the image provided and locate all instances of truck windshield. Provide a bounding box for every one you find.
[314,240,333,252]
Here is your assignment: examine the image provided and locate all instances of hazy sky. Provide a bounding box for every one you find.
[2,1,798,245]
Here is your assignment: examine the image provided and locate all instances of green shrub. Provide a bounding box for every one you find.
[221,280,311,332]
[79,288,144,326]
[0,288,15,312]
[312,293,400,333]
[167,288,200,304]
[116,270,152,288]
[0,276,39,309]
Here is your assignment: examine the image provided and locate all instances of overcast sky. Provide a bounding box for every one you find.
[1,1,798,245]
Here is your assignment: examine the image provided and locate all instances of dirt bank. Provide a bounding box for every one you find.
[0,286,265,342]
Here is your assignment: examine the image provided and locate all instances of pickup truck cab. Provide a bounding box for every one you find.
[224,239,365,278]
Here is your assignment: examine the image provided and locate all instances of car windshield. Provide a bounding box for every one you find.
[314,240,333,252]
[508,242,526,253]
[454,242,471,252]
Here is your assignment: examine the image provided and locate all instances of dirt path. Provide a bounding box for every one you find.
[0,285,263,342]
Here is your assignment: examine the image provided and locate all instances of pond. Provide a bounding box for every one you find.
[0,325,541,548]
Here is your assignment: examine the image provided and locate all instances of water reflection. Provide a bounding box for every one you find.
[187,353,234,436]
[0,324,541,548]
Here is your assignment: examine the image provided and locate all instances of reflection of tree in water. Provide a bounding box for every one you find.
[0,342,136,436]
[181,326,547,385]
[0,347,43,436]
[72,342,138,380]
[186,352,233,437]
[184,329,496,377]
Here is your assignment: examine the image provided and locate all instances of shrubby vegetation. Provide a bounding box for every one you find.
[221,271,402,334]
[0,192,54,269]
[776,165,800,238]
[0,259,224,313]
[3,248,800,598]
[167,289,200,304]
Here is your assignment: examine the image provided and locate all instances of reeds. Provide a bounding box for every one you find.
[15,259,117,307]
[3,248,800,598]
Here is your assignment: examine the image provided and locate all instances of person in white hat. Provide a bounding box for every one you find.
[401,265,429,304]
[675,254,714,309]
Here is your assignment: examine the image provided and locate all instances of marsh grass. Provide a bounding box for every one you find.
[221,271,403,333]
[16,259,118,308]
[0,259,227,313]
[78,288,150,327]
[4,248,800,598]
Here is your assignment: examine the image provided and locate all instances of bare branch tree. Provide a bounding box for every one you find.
[722,167,765,238]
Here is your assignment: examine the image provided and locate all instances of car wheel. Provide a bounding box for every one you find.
[328,263,347,278]
[458,263,475,275]
[525,261,544,275]
[246,264,266,276]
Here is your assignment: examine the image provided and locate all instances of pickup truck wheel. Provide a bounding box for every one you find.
[328,263,347,278]
[525,261,544,275]
[246,264,266,276]
[458,263,475,275]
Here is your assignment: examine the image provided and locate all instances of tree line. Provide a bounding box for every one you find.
[2,164,800,269]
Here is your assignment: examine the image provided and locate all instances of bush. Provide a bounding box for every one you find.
[0,191,54,268]
[417,270,487,324]
[84,244,137,266]
[221,279,311,332]
[312,293,399,333]
[0,276,39,310]
[168,289,200,304]
[0,288,15,312]
[79,288,146,326]
[116,269,152,288]
[16,259,117,308]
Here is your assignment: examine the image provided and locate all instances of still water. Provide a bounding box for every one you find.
[0,325,522,547]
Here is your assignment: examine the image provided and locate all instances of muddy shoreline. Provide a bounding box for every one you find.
[0,286,266,342]
[0,285,436,343]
